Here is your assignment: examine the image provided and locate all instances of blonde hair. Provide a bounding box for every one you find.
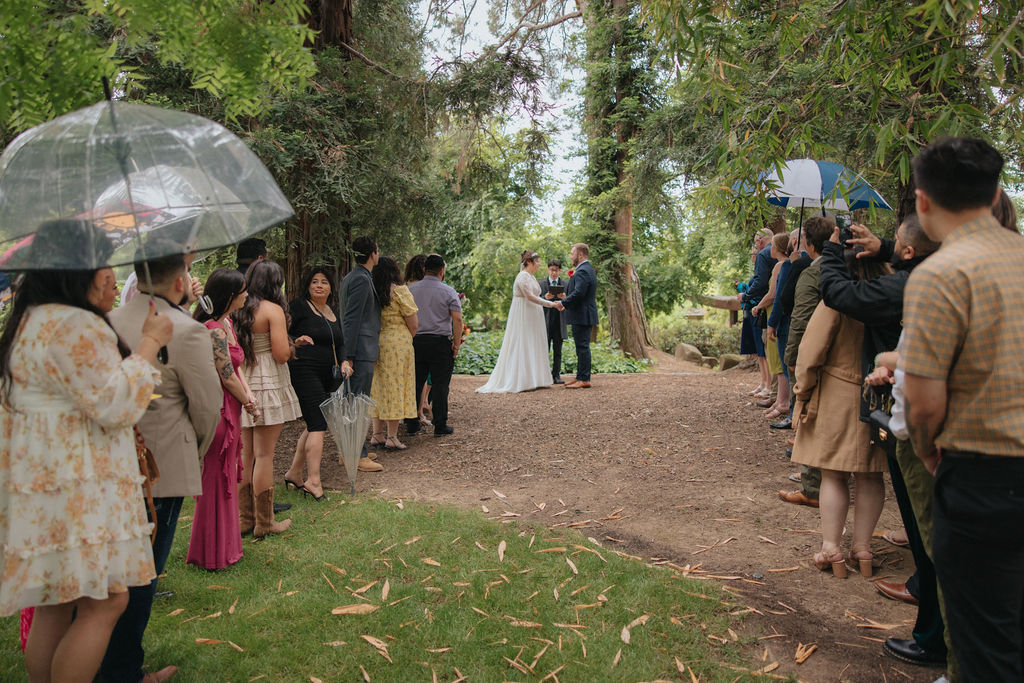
[572,243,590,258]
[772,232,791,256]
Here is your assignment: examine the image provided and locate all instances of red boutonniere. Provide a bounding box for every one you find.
[567,269,575,277]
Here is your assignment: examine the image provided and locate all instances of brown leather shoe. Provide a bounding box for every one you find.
[875,579,918,605]
[564,379,581,387]
[565,381,591,389]
[778,490,819,507]
[358,457,383,472]
[142,665,178,683]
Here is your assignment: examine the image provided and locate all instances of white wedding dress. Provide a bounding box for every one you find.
[476,270,557,393]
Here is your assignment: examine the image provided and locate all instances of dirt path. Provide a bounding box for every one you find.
[277,358,936,682]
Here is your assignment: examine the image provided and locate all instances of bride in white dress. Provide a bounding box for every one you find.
[476,251,562,393]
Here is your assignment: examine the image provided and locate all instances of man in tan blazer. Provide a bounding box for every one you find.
[102,246,222,683]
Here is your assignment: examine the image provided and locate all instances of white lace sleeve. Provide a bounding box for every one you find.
[513,271,555,307]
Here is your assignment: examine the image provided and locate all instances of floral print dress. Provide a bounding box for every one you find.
[0,304,159,615]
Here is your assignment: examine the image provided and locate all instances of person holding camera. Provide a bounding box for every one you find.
[283,266,343,501]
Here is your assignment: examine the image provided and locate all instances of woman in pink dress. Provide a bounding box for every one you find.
[186,269,258,569]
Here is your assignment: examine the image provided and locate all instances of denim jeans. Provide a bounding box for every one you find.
[100,496,184,682]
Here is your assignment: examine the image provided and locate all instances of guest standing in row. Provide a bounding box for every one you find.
[283,267,343,501]
[370,256,419,450]
[0,220,171,683]
[233,260,299,536]
[186,269,258,570]
[540,258,568,384]
[339,236,383,471]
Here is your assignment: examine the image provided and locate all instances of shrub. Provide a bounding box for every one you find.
[649,315,740,358]
[454,330,650,375]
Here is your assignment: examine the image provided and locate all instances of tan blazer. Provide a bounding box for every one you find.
[791,301,886,473]
[109,295,222,497]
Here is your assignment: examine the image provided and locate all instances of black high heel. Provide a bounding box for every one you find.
[301,485,328,502]
[284,478,302,491]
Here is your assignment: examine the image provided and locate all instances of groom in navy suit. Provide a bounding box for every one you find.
[556,243,598,388]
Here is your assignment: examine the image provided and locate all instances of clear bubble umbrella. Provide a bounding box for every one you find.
[0,96,293,271]
[320,380,377,494]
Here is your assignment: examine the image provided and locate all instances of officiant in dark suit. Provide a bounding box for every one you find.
[557,243,598,388]
[539,258,568,384]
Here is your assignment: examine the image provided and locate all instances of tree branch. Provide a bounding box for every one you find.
[339,41,402,79]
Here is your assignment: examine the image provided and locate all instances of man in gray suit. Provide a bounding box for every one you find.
[102,246,222,683]
[339,235,382,472]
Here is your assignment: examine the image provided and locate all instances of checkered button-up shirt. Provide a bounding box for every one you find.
[901,214,1024,456]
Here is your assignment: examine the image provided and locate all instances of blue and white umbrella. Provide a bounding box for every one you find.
[737,158,892,212]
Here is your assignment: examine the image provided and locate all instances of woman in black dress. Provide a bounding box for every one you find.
[282,267,343,501]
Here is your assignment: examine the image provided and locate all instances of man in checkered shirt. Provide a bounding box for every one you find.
[902,136,1024,682]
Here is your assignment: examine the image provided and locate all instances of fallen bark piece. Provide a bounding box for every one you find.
[332,604,380,615]
[795,642,818,664]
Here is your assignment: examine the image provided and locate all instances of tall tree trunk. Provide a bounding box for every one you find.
[583,0,652,359]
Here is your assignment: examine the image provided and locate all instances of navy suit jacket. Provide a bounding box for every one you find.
[744,244,777,307]
[339,264,381,362]
[561,261,598,327]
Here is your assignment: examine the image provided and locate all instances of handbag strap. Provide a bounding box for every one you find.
[309,300,340,366]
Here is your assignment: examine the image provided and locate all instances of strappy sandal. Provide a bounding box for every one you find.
[418,414,432,427]
[813,548,847,579]
[764,406,787,420]
[851,545,874,578]
[385,435,408,451]
[283,477,302,491]
[369,431,386,449]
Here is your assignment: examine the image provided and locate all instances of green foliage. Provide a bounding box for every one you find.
[641,0,1024,224]
[0,0,314,135]
[0,497,750,681]
[649,313,740,357]
[454,330,650,375]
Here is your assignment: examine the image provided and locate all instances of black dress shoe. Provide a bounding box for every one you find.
[274,502,292,513]
[883,638,946,667]
[552,377,565,384]
[405,422,421,436]
[770,417,793,430]
[434,425,454,436]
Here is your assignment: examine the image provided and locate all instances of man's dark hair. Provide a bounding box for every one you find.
[547,258,562,269]
[900,213,941,259]
[424,254,446,275]
[237,237,267,265]
[352,236,378,265]
[912,137,1003,212]
[802,215,835,253]
[135,241,187,288]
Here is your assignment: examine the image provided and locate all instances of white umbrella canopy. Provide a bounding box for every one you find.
[0,99,293,270]
[321,381,377,494]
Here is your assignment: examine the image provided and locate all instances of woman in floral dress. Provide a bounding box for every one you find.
[369,256,418,450]
[0,219,172,683]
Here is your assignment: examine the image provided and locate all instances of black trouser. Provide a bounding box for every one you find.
[413,335,454,431]
[888,452,946,655]
[101,497,183,682]
[547,329,563,380]
[934,453,1024,682]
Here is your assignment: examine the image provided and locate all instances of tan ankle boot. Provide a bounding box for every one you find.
[238,482,254,536]
[254,488,292,537]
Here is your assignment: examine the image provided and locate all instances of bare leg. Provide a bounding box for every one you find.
[25,603,73,682]
[852,472,885,551]
[252,423,284,493]
[33,592,128,683]
[284,428,309,484]
[419,384,432,421]
[819,468,851,555]
[386,419,406,449]
[775,373,791,411]
[300,431,325,497]
[758,356,771,393]
[240,426,254,485]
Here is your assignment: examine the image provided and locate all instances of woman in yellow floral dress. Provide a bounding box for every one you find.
[370,256,418,451]
[0,220,172,683]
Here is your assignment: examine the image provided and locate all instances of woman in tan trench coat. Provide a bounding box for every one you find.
[791,256,890,578]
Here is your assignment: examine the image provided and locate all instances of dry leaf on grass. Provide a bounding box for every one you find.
[405,536,421,545]
[311,677,323,683]
[229,598,238,614]
[481,504,489,513]
[360,665,370,682]
[381,579,390,601]
[493,489,507,499]
[354,581,378,594]
[620,614,650,644]
[195,638,224,645]
[611,648,622,668]
[324,641,347,647]
[505,615,543,628]
[324,562,346,576]
[498,540,506,563]
[361,635,393,662]
[207,585,232,590]
[166,609,184,617]
[536,547,567,554]
[566,558,578,575]
[426,647,451,653]
[422,557,441,567]
[332,604,380,615]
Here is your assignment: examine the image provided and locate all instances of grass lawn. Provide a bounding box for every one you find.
[0,489,766,681]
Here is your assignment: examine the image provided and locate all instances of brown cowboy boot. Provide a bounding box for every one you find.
[253,488,292,537]
[238,482,255,536]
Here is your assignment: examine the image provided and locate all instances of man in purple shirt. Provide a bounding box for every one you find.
[406,254,463,436]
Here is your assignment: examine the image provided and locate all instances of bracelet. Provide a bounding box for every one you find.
[143,334,163,346]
